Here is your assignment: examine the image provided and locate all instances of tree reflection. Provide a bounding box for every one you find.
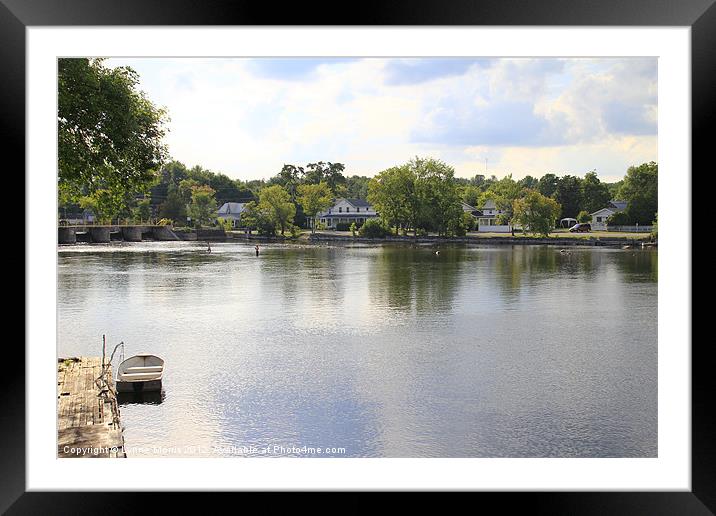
[368,246,465,314]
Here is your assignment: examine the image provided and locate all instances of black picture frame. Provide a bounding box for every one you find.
[7,0,709,512]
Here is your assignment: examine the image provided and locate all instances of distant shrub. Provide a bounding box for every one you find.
[607,211,630,226]
[577,210,591,223]
[358,218,390,238]
[336,222,352,231]
[288,224,302,238]
[157,218,173,226]
[349,222,357,236]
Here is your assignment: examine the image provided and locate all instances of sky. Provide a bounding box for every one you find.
[106,57,657,183]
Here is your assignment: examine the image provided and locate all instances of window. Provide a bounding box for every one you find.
[597,217,602,222]
[339,207,342,213]
[346,207,350,212]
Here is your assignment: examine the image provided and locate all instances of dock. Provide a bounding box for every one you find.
[57,356,126,458]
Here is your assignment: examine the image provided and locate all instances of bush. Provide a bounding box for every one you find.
[607,211,630,226]
[157,218,173,226]
[358,218,390,238]
[350,222,357,236]
[336,222,352,231]
[577,210,591,223]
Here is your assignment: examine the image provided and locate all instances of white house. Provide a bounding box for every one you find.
[475,198,514,232]
[217,202,247,228]
[590,200,627,230]
[315,198,378,229]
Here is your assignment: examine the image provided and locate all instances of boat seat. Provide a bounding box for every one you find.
[119,372,162,381]
[124,366,163,374]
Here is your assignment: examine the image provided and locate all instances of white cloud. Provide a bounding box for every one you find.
[105,57,657,182]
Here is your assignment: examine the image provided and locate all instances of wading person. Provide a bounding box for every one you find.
[207,241,211,253]
[255,245,260,256]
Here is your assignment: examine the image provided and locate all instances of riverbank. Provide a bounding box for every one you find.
[57,357,125,458]
[224,230,654,248]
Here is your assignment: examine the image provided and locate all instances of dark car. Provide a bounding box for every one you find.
[569,223,591,233]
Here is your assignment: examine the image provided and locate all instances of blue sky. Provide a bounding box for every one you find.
[106,57,657,183]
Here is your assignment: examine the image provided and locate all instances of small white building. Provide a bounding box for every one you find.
[475,199,513,232]
[217,202,247,228]
[316,198,378,229]
[590,200,627,230]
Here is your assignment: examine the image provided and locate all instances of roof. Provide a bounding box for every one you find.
[609,200,628,211]
[482,199,497,210]
[590,200,627,216]
[218,202,247,215]
[344,198,371,208]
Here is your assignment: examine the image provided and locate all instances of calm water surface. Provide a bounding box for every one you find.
[57,242,657,457]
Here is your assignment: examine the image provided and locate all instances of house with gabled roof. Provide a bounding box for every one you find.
[315,198,378,229]
[590,200,627,230]
[217,202,247,228]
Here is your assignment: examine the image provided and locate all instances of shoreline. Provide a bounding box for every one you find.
[57,226,656,249]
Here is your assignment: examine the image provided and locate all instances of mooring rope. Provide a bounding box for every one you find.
[95,338,125,427]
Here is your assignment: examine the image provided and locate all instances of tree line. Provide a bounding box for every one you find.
[57,58,657,236]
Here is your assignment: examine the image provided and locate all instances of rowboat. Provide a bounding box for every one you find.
[116,354,164,393]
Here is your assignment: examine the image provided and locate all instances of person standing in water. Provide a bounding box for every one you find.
[255,245,260,256]
[207,241,211,253]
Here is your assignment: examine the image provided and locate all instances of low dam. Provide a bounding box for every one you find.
[58,224,180,244]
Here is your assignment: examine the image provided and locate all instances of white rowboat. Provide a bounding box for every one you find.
[116,354,164,393]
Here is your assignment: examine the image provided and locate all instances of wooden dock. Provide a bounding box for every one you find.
[57,357,126,458]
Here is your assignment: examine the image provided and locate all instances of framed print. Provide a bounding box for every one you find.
[7,0,711,511]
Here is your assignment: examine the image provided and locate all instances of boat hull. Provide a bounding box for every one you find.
[116,378,162,393]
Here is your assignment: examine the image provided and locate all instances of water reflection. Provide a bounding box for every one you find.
[118,389,166,406]
[58,242,657,457]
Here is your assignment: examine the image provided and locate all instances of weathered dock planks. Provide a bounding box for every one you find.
[57,356,126,458]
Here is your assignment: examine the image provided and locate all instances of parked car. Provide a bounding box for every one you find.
[569,223,591,233]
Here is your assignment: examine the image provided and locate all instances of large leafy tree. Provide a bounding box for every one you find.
[580,171,612,214]
[304,162,347,195]
[58,58,169,206]
[537,173,559,198]
[368,165,415,235]
[297,182,333,233]
[554,175,582,218]
[513,190,562,237]
[258,185,296,236]
[187,185,217,227]
[158,186,187,223]
[413,157,462,236]
[619,161,658,224]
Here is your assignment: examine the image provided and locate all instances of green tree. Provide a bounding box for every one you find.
[304,162,347,195]
[414,157,462,236]
[159,187,187,223]
[368,165,416,235]
[513,190,562,237]
[58,58,168,206]
[132,196,152,223]
[485,174,523,225]
[297,182,333,233]
[258,185,296,236]
[240,201,275,235]
[187,185,217,227]
[518,175,539,190]
[619,161,658,225]
[580,171,611,214]
[345,175,371,199]
[554,175,582,218]
[78,189,125,224]
[577,210,591,223]
[537,173,559,198]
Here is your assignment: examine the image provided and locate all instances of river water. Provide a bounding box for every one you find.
[57,241,657,457]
